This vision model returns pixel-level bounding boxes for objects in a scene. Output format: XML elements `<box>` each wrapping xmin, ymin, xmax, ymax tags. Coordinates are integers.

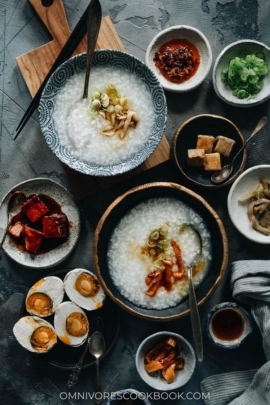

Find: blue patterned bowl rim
<box><xmin>39</xmin><ymin>50</ymin><xmax>167</xmax><ymax>176</ymax></box>
<box><xmin>206</xmin><ymin>302</ymin><xmax>253</xmax><ymax>349</ymax></box>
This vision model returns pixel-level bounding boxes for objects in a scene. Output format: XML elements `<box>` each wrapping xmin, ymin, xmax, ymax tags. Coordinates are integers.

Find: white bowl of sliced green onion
<box><xmin>213</xmin><ymin>40</ymin><xmax>270</xmax><ymax>107</ymax></box>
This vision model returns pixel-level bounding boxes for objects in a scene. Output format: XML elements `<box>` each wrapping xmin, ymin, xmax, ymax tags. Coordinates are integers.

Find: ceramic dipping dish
<box><xmin>206</xmin><ymin>302</ymin><xmax>253</xmax><ymax>349</ymax></box>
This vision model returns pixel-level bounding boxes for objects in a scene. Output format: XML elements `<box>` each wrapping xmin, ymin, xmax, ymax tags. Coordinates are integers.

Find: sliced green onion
<box><xmin>150</xmin><ymin>230</ymin><xmax>160</xmax><ymax>240</ymax></box>
<box><xmin>149</xmin><ymin>248</ymin><xmax>156</xmax><ymax>257</ymax></box>
<box><xmin>221</xmin><ymin>51</ymin><xmax>268</xmax><ymax>99</ymax></box>
<box><xmin>147</xmin><ymin>239</ymin><xmax>156</xmax><ymax>248</ymax></box>
<box><xmin>158</xmin><ymin>253</ymin><xmax>167</xmax><ymax>261</ymax></box>
<box><xmin>153</xmin><ymin>259</ymin><xmax>165</xmax><ymax>270</ymax></box>
<box><xmin>255</xmin><ymin>51</ymin><xmax>265</xmax><ymax>60</ymax></box>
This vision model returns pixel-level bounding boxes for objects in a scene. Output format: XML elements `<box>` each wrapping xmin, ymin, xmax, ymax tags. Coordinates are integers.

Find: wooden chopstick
<box><xmin>15</xmin><ymin>0</ymin><xmax>99</xmax><ymax>140</ymax></box>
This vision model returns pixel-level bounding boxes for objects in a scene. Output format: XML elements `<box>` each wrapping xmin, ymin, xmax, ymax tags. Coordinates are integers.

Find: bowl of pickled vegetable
<box><xmin>213</xmin><ymin>40</ymin><xmax>270</xmax><ymax>107</ymax></box>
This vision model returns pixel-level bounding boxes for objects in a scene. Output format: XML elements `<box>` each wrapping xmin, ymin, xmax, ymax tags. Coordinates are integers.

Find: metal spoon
<box><xmin>211</xmin><ymin>116</ymin><xmax>267</xmax><ymax>183</ymax></box>
<box><xmin>67</xmin><ymin>317</ymin><xmax>104</xmax><ymax>388</ymax></box>
<box><xmin>0</xmin><ymin>191</ymin><xmax>26</xmax><ymax>249</ymax></box>
<box><xmin>82</xmin><ymin>0</ymin><xmax>102</xmax><ymax>99</ymax></box>
<box><xmin>67</xmin><ymin>337</ymin><xmax>91</xmax><ymax>388</ymax></box>
<box><xmin>182</xmin><ymin>223</ymin><xmax>203</xmax><ymax>362</ymax></box>
<box><xmin>89</xmin><ymin>331</ymin><xmax>105</xmax><ymax>404</ymax></box>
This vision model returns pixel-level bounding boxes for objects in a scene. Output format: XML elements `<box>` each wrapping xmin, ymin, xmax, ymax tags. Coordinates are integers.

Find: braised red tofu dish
<box><xmin>8</xmin><ymin>222</ymin><xmax>24</xmax><ymax>238</ymax></box>
<box><xmin>7</xmin><ymin>193</ymin><xmax>70</xmax><ymax>254</ymax></box>
<box><xmin>42</xmin><ymin>214</ymin><xmax>68</xmax><ymax>238</ymax></box>
<box><xmin>21</xmin><ymin>195</ymin><xmax>50</xmax><ymax>223</ymax></box>
<box><xmin>22</xmin><ymin>226</ymin><xmax>44</xmax><ymax>254</ymax></box>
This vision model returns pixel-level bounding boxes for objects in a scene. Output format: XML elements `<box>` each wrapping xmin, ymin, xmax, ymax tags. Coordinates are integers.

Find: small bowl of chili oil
<box><xmin>206</xmin><ymin>302</ymin><xmax>253</xmax><ymax>349</ymax></box>
<box><xmin>145</xmin><ymin>25</ymin><xmax>212</xmax><ymax>92</ymax></box>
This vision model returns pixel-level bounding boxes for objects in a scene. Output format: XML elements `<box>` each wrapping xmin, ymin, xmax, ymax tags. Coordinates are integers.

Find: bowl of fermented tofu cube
<box><xmin>171</xmin><ymin>114</ymin><xmax>247</xmax><ymax>188</ymax></box>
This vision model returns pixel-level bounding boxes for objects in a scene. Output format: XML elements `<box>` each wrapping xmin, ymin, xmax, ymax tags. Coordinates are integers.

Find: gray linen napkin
<box><xmin>200</xmin><ymin>260</ymin><xmax>270</xmax><ymax>405</ymax></box>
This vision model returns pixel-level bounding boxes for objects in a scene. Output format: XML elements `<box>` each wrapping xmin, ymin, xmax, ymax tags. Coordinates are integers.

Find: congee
<box><xmin>108</xmin><ymin>198</ymin><xmax>212</xmax><ymax>309</ymax></box>
<box><xmin>53</xmin><ymin>66</ymin><xmax>155</xmax><ymax>165</ymax></box>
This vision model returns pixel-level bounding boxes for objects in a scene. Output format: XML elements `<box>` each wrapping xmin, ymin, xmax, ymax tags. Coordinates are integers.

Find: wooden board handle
<box><xmin>29</xmin><ymin>0</ymin><xmax>71</xmax><ymax>47</ymax></box>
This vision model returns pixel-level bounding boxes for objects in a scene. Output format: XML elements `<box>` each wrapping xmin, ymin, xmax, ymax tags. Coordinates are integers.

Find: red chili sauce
<box><xmin>153</xmin><ymin>39</ymin><xmax>200</xmax><ymax>83</ymax></box>
<box><xmin>10</xmin><ymin>194</ymin><xmax>70</xmax><ymax>254</ymax></box>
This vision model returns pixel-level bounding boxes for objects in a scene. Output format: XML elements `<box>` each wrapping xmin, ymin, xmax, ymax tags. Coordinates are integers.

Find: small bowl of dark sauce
<box><xmin>206</xmin><ymin>302</ymin><xmax>253</xmax><ymax>349</ymax></box>
<box><xmin>106</xmin><ymin>389</ymin><xmax>151</xmax><ymax>405</ymax></box>
<box><xmin>145</xmin><ymin>25</ymin><xmax>212</xmax><ymax>92</ymax></box>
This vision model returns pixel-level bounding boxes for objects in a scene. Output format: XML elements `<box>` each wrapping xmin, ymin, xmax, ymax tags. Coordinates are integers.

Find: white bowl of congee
<box><xmin>93</xmin><ymin>182</ymin><xmax>228</xmax><ymax>321</ymax></box>
<box><xmin>39</xmin><ymin>50</ymin><xmax>167</xmax><ymax>176</ymax></box>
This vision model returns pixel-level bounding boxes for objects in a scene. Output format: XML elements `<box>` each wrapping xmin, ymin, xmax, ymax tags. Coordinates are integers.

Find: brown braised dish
<box><xmin>153</xmin><ymin>39</ymin><xmax>200</xmax><ymax>83</ymax></box>
<box><xmin>144</xmin><ymin>336</ymin><xmax>185</xmax><ymax>383</ymax></box>
<box><xmin>238</xmin><ymin>178</ymin><xmax>270</xmax><ymax>235</ymax></box>
<box><xmin>8</xmin><ymin>194</ymin><xmax>70</xmax><ymax>254</ymax></box>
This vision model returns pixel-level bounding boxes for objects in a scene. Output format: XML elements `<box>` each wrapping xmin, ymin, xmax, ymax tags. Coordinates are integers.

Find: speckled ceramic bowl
<box><xmin>39</xmin><ymin>50</ymin><xmax>167</xmax><ymax>176</ymax></box>
<box><xmin>135</xmin><ymin>331</ymin><xmax>196</xmax><ymax>391</ymax></box>
<box><xmin>0</xmin><ymin>178</ymin><xmax>80</xmax><ymax>268</ymax></box>
<box><xmin>228</xmin><ymin>165</ymin><xmax>270</xmax><ymax>244</ymax></box>
<box><xmin>106</xmin><ymin>389</ymin><xmax>151</xmax><ymax>405</ymax></box>
<box><xmin>206</xmin><ymin>302</ymin><xmax>253</xmax><ymax>349</ymax></box>
<box><xmin>213</xmin><ymin>40</ymin><xmax>270</xmax><ymax>107</ymax></box>
<box><xmin>145</xmin><ymin>25</ymin><xmax>212</xmax><ymax>92</ymax></box>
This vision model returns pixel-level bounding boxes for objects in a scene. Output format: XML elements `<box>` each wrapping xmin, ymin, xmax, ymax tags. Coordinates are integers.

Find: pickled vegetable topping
<box><xmin>144</xmin><ymin>337</ymin><xmax>185</xmax><ymax>383</ymax></box>
<box><xmin>141</xmin><ymin>224</ymin><xmax>186</xmax><ymax>297</ymax></box>
<box><xmin>90</xmin><ymin>83</ymin><xmax>139</xmax><ymax>140</ymax></box>
<box><xmin>221</xmin><ymin>51</ymin><xmax>269</xmax><ymax>99</ymax></box>
<box><xmin>153</xmin><ymin>39</ymin><xmax>200</xmax><ymax>83</ymax></box>
<box><xmin>238</xmin><ymin>178</ymin><xmax>270</xmax><ymax>235</ymax></box>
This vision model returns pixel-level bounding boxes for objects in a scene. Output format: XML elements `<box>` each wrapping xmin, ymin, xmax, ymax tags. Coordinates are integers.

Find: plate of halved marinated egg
<box><xmin>13</xmin><ymin>269</ymin><xmax>121</xmax><ymax>369</ymax></box>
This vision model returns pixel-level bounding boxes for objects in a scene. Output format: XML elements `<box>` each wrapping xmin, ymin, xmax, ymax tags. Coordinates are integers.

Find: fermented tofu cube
<box><xmin>8</xmin><ymin>222</ymin><xmax>24</xmax><ymax>238</ymax></box>
<box><xmin>22</xmin><ymin>226</ymin><xmax>44</xmax><ymax>253</ymax></box>
<box><xmin>204</xmin><ymin>153</ymin><xmax>221</xmax><ymax>171</ymax></box>
<box><xmin>21</xmin><ymin>195</ymin><xmax>50</xmax><ymax>223</ymax></box>
<box><xmin>214</xmin><ymin>136</ymin><xmax>236</xmax><ymax>157</ymax></box>
<box><xmin>196</xmin><ymin>135</ymin><xmax>215</xmax><ymax>153</ymax></box>
<box><xmin>42</xmin><ymin>214</ymin><xmax>68</xmax><ymax>238</ymax></box>
<box><xmin>187</xmin><ymin>149</ymin><xmax>205</xmax><ymax>167</ymax></box>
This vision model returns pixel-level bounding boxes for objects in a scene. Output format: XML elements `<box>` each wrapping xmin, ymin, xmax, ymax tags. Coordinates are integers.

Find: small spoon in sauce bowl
<box><xmin>211</xmin><ymin>116</ymin><xmax>267</xmax><ymax>184</ymax></box>
<box><xmin>0</xmin><ymin>191</ymin><xmax>26</xmax><ymax>249</ymax></box>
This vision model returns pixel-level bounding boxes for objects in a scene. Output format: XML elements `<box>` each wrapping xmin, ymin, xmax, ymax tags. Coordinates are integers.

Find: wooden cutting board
<box><xmin>16</xmin><ymin>0</ymin><xmax>170</xmax><ymax>200</ymax></box>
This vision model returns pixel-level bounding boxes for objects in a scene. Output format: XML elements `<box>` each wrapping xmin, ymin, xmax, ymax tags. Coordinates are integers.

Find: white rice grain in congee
<box><xmin>53</xmin><ymin>66</ymin><xmax>155</xmax><ymax>165</ymax></box>
<box><xmin>108</xmin><ymin>198</ymin><xmax>212</xmax><ymax>309</ymax></box>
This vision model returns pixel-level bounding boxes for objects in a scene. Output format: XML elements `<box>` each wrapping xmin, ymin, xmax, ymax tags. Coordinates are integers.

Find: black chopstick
<box><xmin>15</xmin><ymin>0</ymin><xmax>99</xmax><ymax>140</ymax></box>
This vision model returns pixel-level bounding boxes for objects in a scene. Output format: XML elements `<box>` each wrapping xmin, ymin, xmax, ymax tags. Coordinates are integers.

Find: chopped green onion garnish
<box><xmin>221</xmin><ymin>51</ymin><xmax>268</xmax><ymax>99</ymax></box>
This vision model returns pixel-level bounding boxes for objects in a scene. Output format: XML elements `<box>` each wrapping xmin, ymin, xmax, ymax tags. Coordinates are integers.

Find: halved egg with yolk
<box><xmin>25</xmin><ymin>276</ymin><xmax>64</xmax><ymax>317</ymax></box>
<box><xmin>54</xmin><ymin>301</ymin><xmax>89</xmax><ymax>346</ymax></box>
<box><xmin>13</xmin><ymin>316</ymin><xmax>57</xmax><ymax>353</ymax></box>
<box><xmin>64</xmin><ymin>269</ymin><xmax>105</xmax><ymax>311</ymax></box>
